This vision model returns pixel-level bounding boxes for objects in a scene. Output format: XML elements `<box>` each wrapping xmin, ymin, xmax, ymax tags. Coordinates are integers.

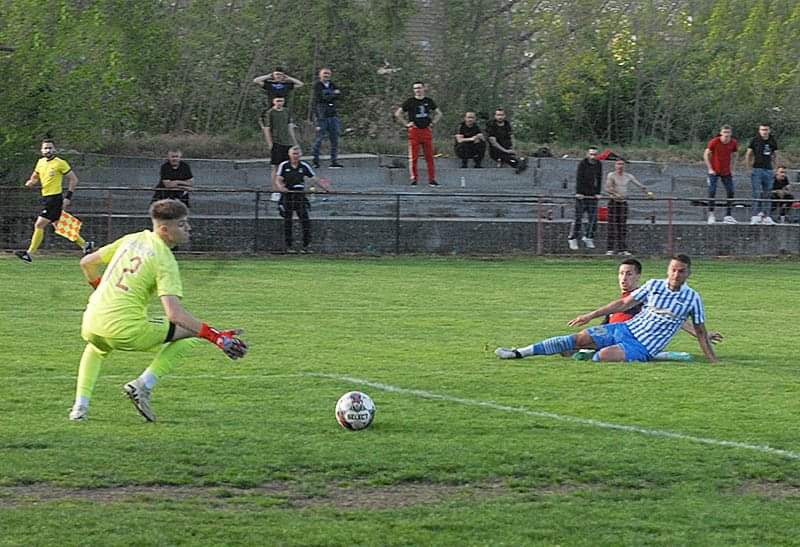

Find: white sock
<box><xmin>139</xmin><ymin>370</ymin><xmax>158</xmax><ymax>390</ymax></box>
<box><xmin>518</xmin><ymin>344</ymin><xmax>535</xmax><ymax>357</ymax></box>
<box><xmin>74</xmin><ymin>395</ymin><xmax>90</xmax><ymax>409</ymax></box>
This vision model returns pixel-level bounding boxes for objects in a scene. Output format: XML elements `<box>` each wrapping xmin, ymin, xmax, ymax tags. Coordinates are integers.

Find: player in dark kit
<box><xmin>275</xmin><ymin>145</ymin><xmax>327</xmax><ymax>253</ymax></box>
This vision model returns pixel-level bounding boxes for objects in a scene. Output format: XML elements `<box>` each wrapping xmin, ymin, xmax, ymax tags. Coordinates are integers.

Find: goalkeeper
<box><xmin>69</xmin><ymin>199</ymin><xmax>248</xmax><ymax>422</ymax></box>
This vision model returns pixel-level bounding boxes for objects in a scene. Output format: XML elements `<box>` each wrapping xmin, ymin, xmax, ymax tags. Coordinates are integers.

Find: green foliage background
<box><xmin>2</xmin><ymin>0</ymin><xmax>800</xmax><ymax>170</ymax></box>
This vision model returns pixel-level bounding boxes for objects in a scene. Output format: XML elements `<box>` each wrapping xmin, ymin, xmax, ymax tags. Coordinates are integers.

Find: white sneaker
<box><xmin>750</xmin><ymin>216</ymin><xmax>762</xmax><ymax>225</ymax></box>
<box><xmin>68</xmin><ymin>405</ymin><xmax>88</xmax><ymax>421</ymax></box>
<box><xmin>762</xmin><ymin>216</ymin><xmax>776</xmax><ymax>225</ymax></box>
<box><xmin>605</xmin><ymin>250</ymin><xmax>616</xmax><ymax>256</ymax></box>
<box><xmin>723</xmin><ymin>215</ymin><xmax>737</xmax><ymax>224</ymax></box>
<box><xmin>568</xmin><ymin>238</ymin><xmax>579</xmax><ymax>251</ymax></box>
<box><xmin>707</xmin><ymin>212</ymin><xmax>716</xmax><ymax>224</ymax></box>
<box><xmin>123</xmin><ymin>379</ymin><xmax>156</xmax><ymax>422</ymax></box>
<box><xmin>582</xmin><ymin>237</ymin><xmax>595</xmax><ymax>249</ymax></box>
<box><xmin>495</xmin><ymin>347</ymin><xmax>523</xmax><ymax>359</ymax></box>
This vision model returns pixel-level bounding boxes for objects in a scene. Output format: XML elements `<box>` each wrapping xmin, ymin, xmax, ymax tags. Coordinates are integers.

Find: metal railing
<box><xmin>1</xmin><ymin>186</ymin><xmax>798</xmax><ymax>256</ymax></box>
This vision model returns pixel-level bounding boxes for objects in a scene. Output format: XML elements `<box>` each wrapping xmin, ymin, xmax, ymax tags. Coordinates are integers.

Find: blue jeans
<box><xmin>568</xmin><ymin>197</ymin><xmax>598</xmax><ymax>239</ymax></box>
<box><xmin>312</xmin><ymin>117</ymin><xmax>340</xmax><ymax>164</ymax></box>
<box><xmin>751</xmin><ymin>168</ymin><xmax>773</xmax><ymax>216</ymax></box>
<box><xmin>707</xmin><ymin>174</ymin><xmax>734</xmax><ymax>216</ymax></box>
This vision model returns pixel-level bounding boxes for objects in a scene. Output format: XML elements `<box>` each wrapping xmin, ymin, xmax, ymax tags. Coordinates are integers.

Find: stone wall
<box><xmin>3</xmin><ymin>213</ymin><xmax>798</xmax><ymax>257</ymax></box>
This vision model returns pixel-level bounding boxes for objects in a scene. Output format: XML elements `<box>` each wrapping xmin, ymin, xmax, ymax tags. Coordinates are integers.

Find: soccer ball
<box><xmin>335</xmin><ymin>391</ymin><xmax>376</xmax><ymax>431</ymax></box>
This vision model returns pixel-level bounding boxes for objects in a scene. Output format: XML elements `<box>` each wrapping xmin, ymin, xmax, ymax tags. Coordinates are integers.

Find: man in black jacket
<box><xmin>568</xmin><ymin>147</ymin><xmax>602</xmax><ymax>250</ymax></box>
<box><xmin>311</xmin><ymin>67</ymin><xmax>343</xmax><ymax>169</ymax></box>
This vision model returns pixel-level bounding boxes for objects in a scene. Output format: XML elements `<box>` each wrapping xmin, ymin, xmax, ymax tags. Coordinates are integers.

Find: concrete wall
<box><xmin>3</xmin><ymin>213</ymin><xmax>798</xmax><ymax>257</ymax></box>
<box><xmin>4</xmin><ymin>153</ymin><xmax>797</xmax><ymax>257</ymax></box>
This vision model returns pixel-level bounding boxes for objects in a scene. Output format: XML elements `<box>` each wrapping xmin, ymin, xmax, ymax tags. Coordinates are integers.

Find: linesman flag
<box><xmin>54</xmin><ymin>211</ymin><xmax>83</xmax><ymax>242</ymax></box>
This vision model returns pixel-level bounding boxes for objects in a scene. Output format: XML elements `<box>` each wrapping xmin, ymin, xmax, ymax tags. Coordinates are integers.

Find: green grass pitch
<box><xmin>2</xmin><ymin>255</ymin><xmax>799</xmax><ymax>546</ymax></box>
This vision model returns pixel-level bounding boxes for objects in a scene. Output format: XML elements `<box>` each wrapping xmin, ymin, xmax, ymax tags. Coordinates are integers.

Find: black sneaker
<box><xmin>312</xmin><ymin>160</ymin><xmax>321</xmax><ymax>169</ymax></box>
<box><xmin>15</xmin><ymin>250</ymin><xmax>32</xmax><ymax>263</ymax></box>
<box><xmin>515</xmin><ymin>157</ymin><xmax>529</xmax><ymax>174</ymax></box>
<box><xmin>428</xmin><ymin>180</ymin><xmax>439</xmax><ymax>187</ymax></box>
<box><xmin>410</xmin><ymin>179</ymin><xmax>418</xmax><ymax>186</ymax></box>
<box><xmin>329</xmin><ymin>162</ymin><xmax>343</xmax><ymax>169</ymax></box>
<box><xmin>82</xmin><ymin>241</ymin><xmax>95</xmax><ymax>256</ymax></box>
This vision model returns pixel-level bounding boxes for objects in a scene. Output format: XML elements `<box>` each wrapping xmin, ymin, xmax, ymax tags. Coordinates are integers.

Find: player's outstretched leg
<box><xmin>496</xmin><ymin>334</ymin><xmax>578</xmax><ymax>359</ymax></box>
<box><xmin>69</xmin><ymin>343</ymin><xmax>108</xmax><ymax>421</ymax></box>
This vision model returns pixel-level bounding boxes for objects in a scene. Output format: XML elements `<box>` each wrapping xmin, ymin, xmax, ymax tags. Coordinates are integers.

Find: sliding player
<box><xmin>69</xmin><ymin>199</ymin><xmax>248</xmax><ymax>422</ymax></box>
<box><xmin>496</xmin><ymin>255</ymin><xmax>719</xmax><ymax>363</ymax></box>
<box><xmin>15</xmin><ymin>139</ymin><xmax>93</xmax><ymax>262</ymax></box>
<box><xmin>570</xmin><ymin>258</ymin><xmax>722</xmax><ymax>361</ymax></box>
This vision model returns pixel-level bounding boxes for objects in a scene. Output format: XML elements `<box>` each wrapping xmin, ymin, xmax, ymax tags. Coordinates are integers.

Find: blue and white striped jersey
<box><xmin>626</xmin><ymin>279</ymin><xmax>705</xmax><ymax>356</ymax></box>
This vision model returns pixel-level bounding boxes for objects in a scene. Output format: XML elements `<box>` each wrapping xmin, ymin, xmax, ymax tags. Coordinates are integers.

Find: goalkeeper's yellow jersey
<box><xmin>34</xmin><ymin>157</ymin><xmax>72</xmax><ymax>196</ymax></box>
<box><xmin>83</xmin><ymin>230</ymin><xmax>183</xmax><ymax>337</ymax></box>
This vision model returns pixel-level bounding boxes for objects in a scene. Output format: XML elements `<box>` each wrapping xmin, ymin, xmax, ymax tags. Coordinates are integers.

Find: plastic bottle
<box><xmin>460</xmin><ymin>176</ymin><xmax>466</xmax><ymax>188</ymax></box>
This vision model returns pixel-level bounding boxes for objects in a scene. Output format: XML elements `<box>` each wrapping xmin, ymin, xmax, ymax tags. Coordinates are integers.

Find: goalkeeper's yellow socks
<box><xmin>27</xmin><ymin>228</ymin><xmax>44</xmax><ymax>253</ymax></box>
<box><xmin>74</xmin><ymin>343</ymin><xmax>107</xmax><ymax>408</ymax></box>
<box><xmin>74</xmin><ymin>235</ymin><xmax>87</xmax><ymax>248</ymax></box>
<box><xmin>140</xmin><ymin>338</ymin><xmax>201</xmax><ymax>388</ymax></box>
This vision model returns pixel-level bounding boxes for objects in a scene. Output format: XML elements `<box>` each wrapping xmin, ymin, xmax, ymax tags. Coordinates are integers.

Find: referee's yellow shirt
<box><xmin>34</xmin><ymin>157</ymin><xmax>72</xmax><ymax>196</ymax></box>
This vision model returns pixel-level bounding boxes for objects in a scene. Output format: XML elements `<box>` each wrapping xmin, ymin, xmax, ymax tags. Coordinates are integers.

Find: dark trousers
<box><xmin>489</xmin><ymin>147</ymin><xmax>519</xmax><ymax>168</ymax></box>
<box><xmin>282</xmin><ymin>196</ymin><xmax>311</xmax><ymax>248</ymax></box>
<box><xmin>707</xmin><ymin>174</ymin><xmax>734</xmax><ymax>216</ymax></box>
<box><xmin>312</xmin><ymin>116</ymin><xmax>340</xmax><ymax>163</ymax></box>
<box><xmin>772</xmin><ymin>192</ymin><xmax>795</xmax><ymax>218</ymax></box>
<box><xmin>607</xmin><ymin>199</ymin><xmax>628</xmax><ymax>252</ymax></box>
<box><xmin>569</xmin><ymin>197</ymin><xmax>598</xmax><ymax>240</ymax></box>
<box><xmin>455</xmin><ymin>141</ymin><xmax>486</xmax><ymax>166</ymax></box>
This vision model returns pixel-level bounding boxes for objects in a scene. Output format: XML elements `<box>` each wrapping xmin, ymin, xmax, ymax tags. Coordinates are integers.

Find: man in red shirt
<box><xmin>703</xmin><ymin>125</ymin><xmax>738</xmax><ymax>224</ymax></box>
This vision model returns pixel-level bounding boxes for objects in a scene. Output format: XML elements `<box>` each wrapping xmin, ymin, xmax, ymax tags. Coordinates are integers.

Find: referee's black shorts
<box><xmin>39</xmin><ymin>194</ymin><xmax>63</xmax><ymax>222</ymax></box>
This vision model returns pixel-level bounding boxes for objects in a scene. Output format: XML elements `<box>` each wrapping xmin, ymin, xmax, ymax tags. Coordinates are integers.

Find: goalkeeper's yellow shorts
<box><xmin>81</xmin><ymin>319</ymin><xmax>173</xmax><ymax>354</ymax></box>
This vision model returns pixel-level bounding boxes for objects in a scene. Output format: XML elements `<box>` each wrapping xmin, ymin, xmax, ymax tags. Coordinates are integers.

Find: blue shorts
<box><xmin>585</xmin><ymin>322</ymin><xmax>651</xmax><ymax>362</ymax></box>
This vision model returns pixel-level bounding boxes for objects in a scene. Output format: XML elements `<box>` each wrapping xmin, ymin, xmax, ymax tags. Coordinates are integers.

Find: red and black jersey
<box><xmin>604</xmin><ymin>290</ymin><xmax>644</xmax><ymax>324</ymax></box>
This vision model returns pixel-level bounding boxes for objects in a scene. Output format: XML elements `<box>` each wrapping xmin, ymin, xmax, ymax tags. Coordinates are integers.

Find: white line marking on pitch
<box><xmin>306</xmin><ymin>372</ymin><xmax>800</xmax><ymax>461</ymax></box>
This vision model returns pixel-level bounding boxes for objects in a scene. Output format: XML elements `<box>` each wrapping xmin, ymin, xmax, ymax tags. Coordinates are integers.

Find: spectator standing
<box><xmin>745</xmin><ymin>124</ymin><xmax>779</xmax><ymax>224</ymax></box>
<box><xmin>153</xmin><ymin>149</ymin><xmax>193</xmax><ymax>207</ymax></box>
<box><xmin>311</xmin><ymin>67</ymin><xmax>343</xmax><ymax>169</ymax></box>
<box><xmin>394</xmin><ymin>81</ymin><xmax>442</xmax><ymax>186</ymax></box>
<box><xmin>253</xmin><ymin>67</ymin><xmax>303</xmax><ymax>116</ymax></box>
<box><xmin>703</xmin><ymin>125</ymin><xmax>738</xmax><ymax>224</ymax></box>
<box><xmin>771</xmin><ymin>165</ymin><xmax>794</xmax><ymax>223</ymax></box>
<box><xmin>568</xmin><ymin>147</ymin><xmax>602</xmax><ymax>250</ymax></box>
<box><xmin>485</xmin><ymin>108</ymin><xmax>528</xmax><ymax>174</ymax></box>
<box><xmin>604</xmin><ymin>159</ymin><xmax>654</xmax><ymax>256</ymax></box>
<box><xmin>260</xmin><ymin>96</ymin><xmax>298</xmax><ymax>191</ymax></box>
<box><xmin>276</xmin><ymin>146</ymin><xmax>326</xmax><ymax>253</ymax></box>
<box><xmin>454</xmin><ymin>111</ymin><xmax>486</xmax><ymax>168</ymax></box>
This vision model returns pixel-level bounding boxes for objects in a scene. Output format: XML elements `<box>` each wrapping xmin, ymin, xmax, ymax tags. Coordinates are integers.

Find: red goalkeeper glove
<box><xmin>89</xmin><ymin>277</ymin><xmax>101</xmax><ymax>289</ymax></box>
<box><xmin>199</xmin><ymin>323</ymin><xmax>248</xmax><ymax>360</ymax></box>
